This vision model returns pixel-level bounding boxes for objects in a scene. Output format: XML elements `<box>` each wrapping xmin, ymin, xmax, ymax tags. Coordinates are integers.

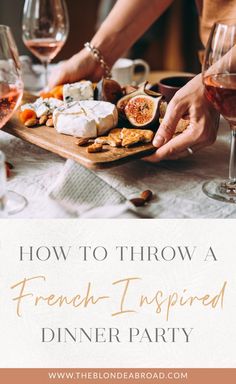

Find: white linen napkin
<box><xmin>48</xmin><ymin>160</ymin><xmax>155</xmax><ymax>218</ymax></box>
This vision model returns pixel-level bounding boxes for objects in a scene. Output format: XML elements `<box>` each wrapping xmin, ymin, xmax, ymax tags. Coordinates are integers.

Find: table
<box><xmin>1</xmin><ymin>71</ymin><xmax>236</xmax><ymax>218</ymax></box>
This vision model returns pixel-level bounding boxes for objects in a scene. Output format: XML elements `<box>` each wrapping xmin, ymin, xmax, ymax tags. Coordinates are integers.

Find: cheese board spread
<box><xmin>4</xmin><ymin>78</ymin><xmax>190</xmax><ymax>169</ymax></box>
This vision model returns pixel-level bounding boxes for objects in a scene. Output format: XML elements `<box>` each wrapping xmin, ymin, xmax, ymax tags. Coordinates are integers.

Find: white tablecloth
<box><xmin>1</xmin><ymin>117</ymin><xmax>236</xmax><ymax>219</ymax></box>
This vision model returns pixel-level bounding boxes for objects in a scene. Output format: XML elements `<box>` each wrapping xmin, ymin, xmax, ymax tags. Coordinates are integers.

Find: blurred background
<box><xmin>0</xmin><ymin>0</ymin><xmax>202</xmax><ymax>73</ymax></box>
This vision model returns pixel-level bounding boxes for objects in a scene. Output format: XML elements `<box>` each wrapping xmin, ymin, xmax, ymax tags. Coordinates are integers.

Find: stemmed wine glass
<box><xmin>22</xmin><ymin>0</ymin><xmax>69</xmax><ymax>87</ymax></box>
<box><xmin>202</xmin><ymin>20</ymin><xmax>236</xmax><ymax>203</ymax></box>
<box><xmin>0</xmin><ymin>25</ymin><xmax>27</xmax><ymax>215</ymax></box>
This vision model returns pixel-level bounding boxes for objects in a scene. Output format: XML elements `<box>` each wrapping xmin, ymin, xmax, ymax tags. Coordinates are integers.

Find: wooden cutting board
<box><xmin>3</xmin><ymin>94</ymin><xmax>156</xmax><ymax>169</ymax></box>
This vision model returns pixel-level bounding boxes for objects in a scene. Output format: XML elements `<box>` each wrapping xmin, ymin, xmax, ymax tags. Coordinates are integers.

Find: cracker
<box><xmin>121</xmin><ymin>128</ymin><xmax>154</xmax><ymax>147</ymax></box>
<box><xmin>95</xmin><ymin>136</ymin><xmax>110</xmax><ymax>145</ymax></box>
<box><xmin>159</xmin><ymin>118</ymin><xmax>190</xmax><ymax>135</ymax></box>
<box><xmin>87</xmin><ymin>143</ymin><xmax>103</xmax><ymax>153</ymax></box>
<box><xmin>95</xmin><ymin>128</ymin><xmax>122</xmax><ymax>147</ymax></box>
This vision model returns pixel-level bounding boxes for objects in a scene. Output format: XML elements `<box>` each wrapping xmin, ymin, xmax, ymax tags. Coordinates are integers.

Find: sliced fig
<box><xmin>95</xmin><ymin>78</ymin><xmax>123</xmax><ymax>104</ymax></box>
<box><xmin>124</xmin><ymin>94</ymin><xmax>162</xmax><ymax>128</ymax></box>
<box><xmin>117</xmin><ymin>81</ymin><xmax>162</xmax><ymax>120</ymax></box>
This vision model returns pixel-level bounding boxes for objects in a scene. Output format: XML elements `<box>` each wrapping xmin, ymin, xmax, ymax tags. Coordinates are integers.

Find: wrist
<box><xmin>91</xmin><ymin>29</ymin><xmax>122</xmax><ymax>67</ymax></box>
<box><xmin>84</xmin><ymin>42</ymin><xmax>111</xmax><ymax>78</ymax></box>
<box><xmin>71</xmin><ymin>48</ymin><xmax>105</xmax><ymax>82</ymax></box>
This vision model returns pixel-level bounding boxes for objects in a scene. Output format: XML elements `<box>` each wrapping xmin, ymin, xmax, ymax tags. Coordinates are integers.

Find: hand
<box><xmin>145</xmin><ymin>74</ymin><xmax>220</xmax><ymax>162</ymax></box>
<box><xmin>48</xmin><ymin>48</ymin><xmax>104</xmax><ymax>88</ymax></box>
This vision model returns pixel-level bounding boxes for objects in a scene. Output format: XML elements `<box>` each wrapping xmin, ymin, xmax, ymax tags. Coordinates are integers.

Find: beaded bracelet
<box><xmin>84</xmin><ymin>42</ymin><xmax>111</xmax><ymax>78</ymax></box>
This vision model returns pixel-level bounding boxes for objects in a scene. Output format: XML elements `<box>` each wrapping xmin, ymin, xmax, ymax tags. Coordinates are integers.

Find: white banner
<box><xmin>0</xmin><ymin>219</ymin><xmax>235</xmax><ymax>368</ymax></box>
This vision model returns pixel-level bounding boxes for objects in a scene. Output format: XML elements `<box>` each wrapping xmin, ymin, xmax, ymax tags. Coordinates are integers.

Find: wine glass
<box><xmin>202</xmin><ymin>20</ymin><xmax>236</xmax><ymax>203</ymax></box>
<box><xmin>0</xmin><ymin>25</ymin><xmax>27</xmax><ymax>215</ymax></box>
<box><xmin>22</xmin><ymin>0</ymin><xmax>69</xmax><ymax>87</ymax></box>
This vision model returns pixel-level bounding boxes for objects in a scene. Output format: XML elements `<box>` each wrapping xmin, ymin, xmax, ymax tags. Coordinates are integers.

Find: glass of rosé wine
<box><xmin>22</xmin><ymin>0</ymin><xmax>69</xmax><ymax>87</ymax></box>
<box><xmin>0</xmin><ymin>25</ymin><xmax>27</xmax><ymax>215</ymax></box>
<box><xmin>202</xmin><ymin>20</ymin><xmax>236</xmax><ymax>203</ymax></box>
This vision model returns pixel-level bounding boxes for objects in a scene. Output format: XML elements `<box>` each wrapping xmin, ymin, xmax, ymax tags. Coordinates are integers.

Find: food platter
<box><xmin>3</xmin><ymin>93</ymin><xmax>156</xmax><ymax>169</ymax></box>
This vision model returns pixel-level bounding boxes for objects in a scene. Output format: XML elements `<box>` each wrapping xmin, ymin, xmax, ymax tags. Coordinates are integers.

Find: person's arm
<box><xmin>49</xmin><ymin>0</ymin><xmax>174</xmax><ymax>87</ymax></box>
<box><xmin>91</xmin><ymin>0</ymin><xmax>174</xmax><ymax>66</ymax></box>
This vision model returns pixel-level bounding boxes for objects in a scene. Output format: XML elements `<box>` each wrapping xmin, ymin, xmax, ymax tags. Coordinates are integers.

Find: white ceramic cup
<box><xmin>111</xmin><ymin>58</ymin><xmax>150</xmax><ymax>85</ymax></box>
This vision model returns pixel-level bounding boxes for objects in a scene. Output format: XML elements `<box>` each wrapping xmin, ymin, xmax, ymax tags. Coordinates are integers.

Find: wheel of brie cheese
<box><xmin>53</xmin><ymin>100</ymin><xmax>118</xmax><ymax>138</ymax></box>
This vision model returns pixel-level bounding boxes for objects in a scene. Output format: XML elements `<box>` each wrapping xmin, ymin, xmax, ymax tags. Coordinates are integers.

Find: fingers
<box><xmin>48</xmin><ymin>63</ymin><xmax>68</xmax><ymax>89</ymax></box>
<box><xmin>165</xmin><ymin>150</ymin><xmax>190</xmax><ymax>160</ymax></box>
<box><xmin>163</xmin><ymin>143</ymin><xmax>203</xmax><ymax>160</ymax></box>
<box><xmin>145</xmin><ymin>75</ymin><xmax>220</xmax><ymax>163</ymax></box>
<box><xmin>153</xmin><ymin>95</ymin><xmax>187</xmax><ymax>148</ymax></box>
<box><xmin>146</xmin><ymin>128</ymin><xmax>197</xmax><ymax>163</ymax></box>
<box><xmin>47</xmin><ymin>49</ymin><xmax>103</xmax><ymax>89</ymax></box>
<box><xmin>145</xmin><ymin>116</ymin><xmax>219</xmax><ymax>163</ymax></box>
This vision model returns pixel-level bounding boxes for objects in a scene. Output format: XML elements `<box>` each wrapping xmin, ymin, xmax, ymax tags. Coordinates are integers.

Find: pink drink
<box><xmin>0</xmin><ymin>84</ymin><xmax>23</xmax><ymax>128</ymax></box>
<box><xmin>24</xmin><ymin>38</ymin><xmax>64</xmax><ymax>62</ymax></box>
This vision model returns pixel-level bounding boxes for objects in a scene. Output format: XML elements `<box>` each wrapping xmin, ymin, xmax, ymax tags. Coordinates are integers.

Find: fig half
<box><xmin>117</xmin><ymin>81</ymin><xmax>162</xmax><ymax>121</ymax></box>
<box><xmin>125</xmin><ymin>94</ymin><xmax>162</xmax><ymax>127</ymax></box>
<box><xmin>95</xmin><ymin>78</ymin><xmax>123</xmax><ymax>104</ymax></box>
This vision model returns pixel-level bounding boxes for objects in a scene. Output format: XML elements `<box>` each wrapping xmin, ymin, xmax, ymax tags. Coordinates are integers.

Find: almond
<box><xmin>76</xmin><ymin>137</ymin><xmax>90</xmax><ymax>146</ymax></box>
<box><xmin>141</xmin><ymin>189</ymin><xmax>153</xmax><ymax>202</ymax></box>
<box><xmin>24</xmin><ymin>117</ymin><xmax>38</xmax><ymax>127</ymax></box>
<box><xmin>129</xmin><ymin>197</ymin><xmax>146</xmax><ymax>207</ymax></box>
<box><xmin>39</xmin><ymin>115</ymin><xmax>48</xmax><ymax>125</ymax></box>
<box><xmin>46</xmin><ymin>118</ymin><xmax>54</xmax><ymax>127</ymax></box>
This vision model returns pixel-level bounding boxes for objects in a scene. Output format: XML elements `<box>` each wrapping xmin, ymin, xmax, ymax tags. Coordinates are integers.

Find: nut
<box><xmin>24</xmin><ymin>118</ymin><xmax>38</xmax><ymax>127</ymax></box>
<box><xmin>46</xmin><ymin>118</ymin><xmax>54</xmax><ymax>127</ymax></box>
<box><xmin>39</xmin><ymin>115</ymin><xmax>48</xmax><ymax>125</ymax></box>
<box><xmin>76</xmin><ymin>137</ymin><xmax>90</xmax><ymax>146</ymax></box>
<box><xmin>141</xmin><ymin>189</ymin><xmax>153</xmax><ymax>202</ymax></box>
<box><xmin>87</xmin><ymin>143</ymin><xmax>103</xmax><ymax>153</ymax></box>
<box><xmin>129</xmin><ymin>197</ymin><xmax>146</xmax><ymax>207</ymax></box>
